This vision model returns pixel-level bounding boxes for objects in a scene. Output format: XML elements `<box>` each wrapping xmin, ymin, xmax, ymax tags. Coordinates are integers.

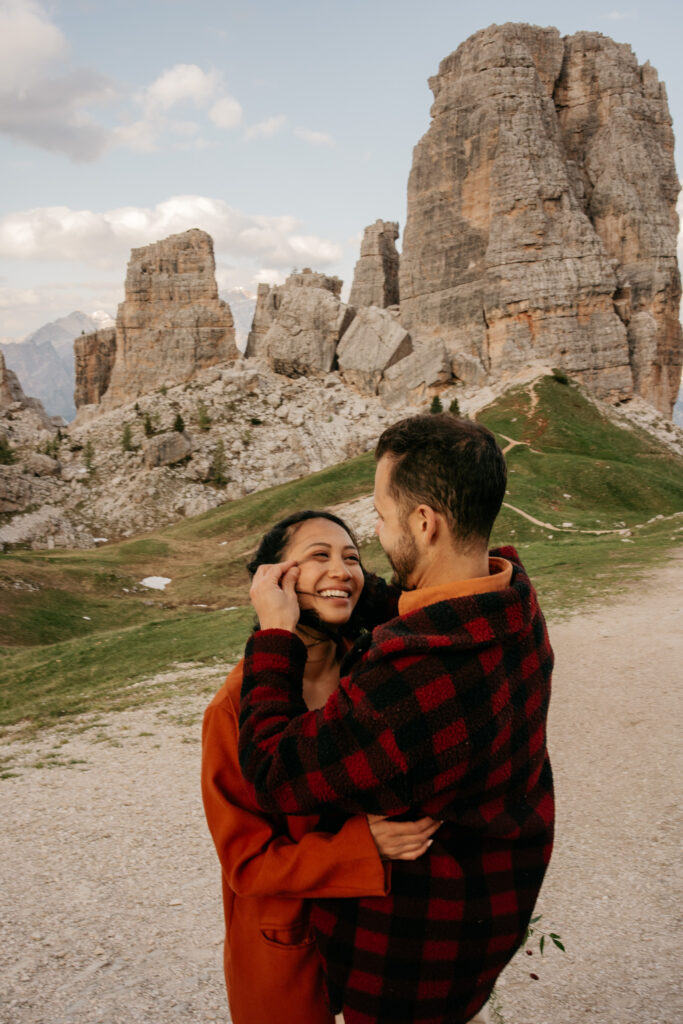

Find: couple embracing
<box><xmin>202</xmin><ymin>413</ymin><xmax>555</xmax><ymax>1024</ymax></box>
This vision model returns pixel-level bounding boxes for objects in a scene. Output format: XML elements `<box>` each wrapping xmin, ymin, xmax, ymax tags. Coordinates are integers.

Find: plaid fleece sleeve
<box><xmin>237</xmin><ymin>629</ymin><xmax>412</xmax><ymax>816</ymax></box>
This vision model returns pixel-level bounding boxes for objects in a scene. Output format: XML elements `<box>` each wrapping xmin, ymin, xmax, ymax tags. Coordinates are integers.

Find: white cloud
<box><xmin>0</xmin><ymin>7</ymin><xmax>243</xmax><ymax>159</ymax></box>
<box><xmin>0</xmin><ymin>0</ymin><xmax>113</xmax><ymax>161</ymax></box>
<box><xmin>142</xmin><ymin>64</ymin><xmax>223</xmax><ymax>113</ymax></box>
<box><xmin>294</xmin><ymin>128</ymin><xmax>334</xmax><ymax>147</ymax></box>
<box><xmin>603</xmin><ymin>10</ymin><xmax>636</xmax><ymax>20</ymax></box>
<box><xmin>209</xmin><ymin>95</ymin><xmax>243</xmax><ymax>129</ymax></box>
<box><xmin>246</xmin><ymin>115</ymin><xmax>287</xmax><ymax>140</ymax></box>
<box><xmin>0</xmin><ymin>196</ymin><xmax>343</xmax><ymax>272</ymax></box>
<box><xmin>113</xmin><ymin>63</ymin><xmax>243</xmax><ymax>151</ymax></box>
<box><xmin>0</xmin><ymin>0</ymin><xmax>67</xmax><ymax>93</ymax></box>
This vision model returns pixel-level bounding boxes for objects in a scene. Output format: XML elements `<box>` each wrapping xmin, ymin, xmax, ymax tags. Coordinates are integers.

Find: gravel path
<box><xmin>1</xmin><ymin>553</ymin><xmax>681</xmax><ymax>1024</ymax></box>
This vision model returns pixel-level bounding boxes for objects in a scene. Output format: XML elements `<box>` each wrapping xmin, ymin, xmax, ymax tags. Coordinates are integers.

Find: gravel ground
<box><xmin>1</xmin><ymin>552</ymin><xmax>681</xmax><ymax>1024</ymax></box>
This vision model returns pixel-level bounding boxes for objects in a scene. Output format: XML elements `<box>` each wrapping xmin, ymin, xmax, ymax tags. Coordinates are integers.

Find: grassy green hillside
<box><xmin>1</xmin><ymin>375</ymin><xmax>682</xmax><ymax>736</ymax></box>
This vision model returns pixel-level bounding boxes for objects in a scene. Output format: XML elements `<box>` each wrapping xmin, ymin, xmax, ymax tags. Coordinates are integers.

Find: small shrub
<box><xmin>159</xmin><ymin>384</ymin><xmax>167</xmax><ymax>396</ymax></box>
<box><xmin>42</xmin><ymin>435</ymin><xmax>60</xmax><ymax>458</ymax></box>
<box><xmin>210</xmin><ymin>439</ymin><xmax>228</xmax><ymax>487</ymax></box>
<box><xmin>0</xmin><ymin>434</ymin><xmax>16</xmax><ymax>465</ymax></box>
<box><xmin>552</xmin><ymin>367</ymin><xmax>570</xmax><ymax>386</ymax></box>
<box><xmin>173</xmin><ymin>413</ymin><xmax>185</xmax><ymax>433</ymax></box>
<box><xmin>143</xmin><ymin>413</ymin><xmax>154</xmax><ymax>437</ymax></box>
<box><xmin>197</xmin><ymin>402</ymin><xmax>212</xmax><ymax>432</ymax></box>
<box><xmin>448</xmin><ymin>398</ymin><xmax>461</xmax><ymax>417</ymax></box>
<box><xmin>84</xmin><ymin>439</ymin><xmax>95</xmax><ymax>471</ymax></box>
<box><xmin>429</xmin><ymin>395</ymin><xmax>444</xmax><ymax>415</ymax></box>
<box><xmin>250</xmin><ymin>416</ymin><xmax>263</xmax><ymax>426</ymax></box>
<box><xmin>121</xmin><ymin>424</ymin><xmax>133</xmax><ymax>452</ymax></box>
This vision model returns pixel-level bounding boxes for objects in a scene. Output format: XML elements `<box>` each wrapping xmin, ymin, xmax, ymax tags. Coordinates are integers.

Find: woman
<box><xmin>202</xmin><ymin>510</ymin><xmax>439</xmax><ymax>1024</ymax></box>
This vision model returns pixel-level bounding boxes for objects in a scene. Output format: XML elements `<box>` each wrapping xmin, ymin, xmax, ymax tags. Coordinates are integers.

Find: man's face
<box><xmin>373</xmin><ymin>455</ymin><xmax>420</xmax><ymax>589</ymax></box>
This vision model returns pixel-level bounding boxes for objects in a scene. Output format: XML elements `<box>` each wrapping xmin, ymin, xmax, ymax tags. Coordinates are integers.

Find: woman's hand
<box><xmin>367</xmin><ymin>814</ymin><xmax>441</xmax><ymax>861</ymax></box>
<box><xmin>249</xmin><ymin>561</ymin><xmax>301</xmax><ymax>633</ymax></box>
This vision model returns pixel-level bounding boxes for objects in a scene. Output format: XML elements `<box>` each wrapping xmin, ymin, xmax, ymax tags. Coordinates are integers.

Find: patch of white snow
<box><xmin>140</xmin><ymin>576</ymin><xmax>172</xmax><ymax>591</ymax></box>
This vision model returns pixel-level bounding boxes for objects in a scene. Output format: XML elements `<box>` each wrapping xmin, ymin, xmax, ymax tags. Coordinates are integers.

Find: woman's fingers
<box><xmin>249</xmin><ymin>560</ymin><xmax>301</xmax><ymax>632</ymax></box>
<box><xmin>367</xmin><ymin>815</ymin><xmax>443</xmax><ymax>860</ymax></box>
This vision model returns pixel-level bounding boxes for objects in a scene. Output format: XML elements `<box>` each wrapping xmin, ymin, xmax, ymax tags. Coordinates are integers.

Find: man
<box><xmin>239</xmin><ymin>414</ymin><xmax>554</xmax><ymax>1024</ymax></box>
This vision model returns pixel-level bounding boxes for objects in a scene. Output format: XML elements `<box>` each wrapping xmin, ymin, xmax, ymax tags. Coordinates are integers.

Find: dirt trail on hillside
<box><xmin>1</xmin><ymin>552</ymin><xmax>681</xmax><ymax>1024</ymax></box>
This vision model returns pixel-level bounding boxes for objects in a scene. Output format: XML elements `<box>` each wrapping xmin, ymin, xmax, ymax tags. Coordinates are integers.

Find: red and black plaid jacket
<box><xmin>238</xmin><ymin>548</ymin><xmax>554</xmax><ymax>1024</ymax></box>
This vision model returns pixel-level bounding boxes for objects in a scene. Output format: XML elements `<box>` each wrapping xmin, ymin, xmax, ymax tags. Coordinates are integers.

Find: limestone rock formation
<box><xmin>101</xmin><ymin>229</ymin><xmax>238</xmax><ymax>409</ymax></box>
<box><xmin>245</xmin><ymin>269</ymin><xmax>354</xmax><ymax>376</ymax></box>
<box><xmin>74</xmin><ymin>328</ymin><xmax>117</xmax><ymax>408</ymax></box>
<box><xmin>399</xmin><ymin>23</ymin><xmax>683</xmax><ymax>416</ymax></box>
<box><xmin>244</xmin><ymin>283</ymin><xmax>281</xmax><ymax>357</ymax></box>
<box><xmin>555</xmin><ymin>33</ymin><xmax>682</xmax><ymax>415</ymax></box>
<box><xmin>349</xmin><ymin>220</ymin><xmax>400</xmax><ymax>308</ymax></box>
<box><xmin>337</xmin><ymin>306</ymin><xmax>412</xmax><ymax>394</ymax></box>
<box><xmin>0</xmin><ymin>351</ymin><xmax>54</xmax><ymax>431</ymax></box>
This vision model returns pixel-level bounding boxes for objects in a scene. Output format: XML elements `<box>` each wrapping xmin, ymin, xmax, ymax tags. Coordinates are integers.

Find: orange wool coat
<box><xmin>201</xmin><ymin>661</ymin><xmax>391</xmax><ymax>1024</ymax></box>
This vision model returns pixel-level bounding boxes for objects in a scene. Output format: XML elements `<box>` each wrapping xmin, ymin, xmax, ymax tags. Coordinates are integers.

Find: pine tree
<box><xmin>121</xmin><ymin>424</ymin><xmax>133</xmax><ymax>452</ymax></box>
<box><xmin>173</xmin><ymin>412</ymin><xmax>185</xmax><ymax>433</ymax></box>
<box><xmin>210</xmin><ymin>440</ymin><xmax>228</xmax><ymax>486</ymax></box>
<box><xmin>429</xmin><ymin>395</ymin><xmax>444</xmax><ymax>415</ymax></box>
<box><xmin>197</xmin><ymin>402</ymin><xmax>211</xmax><ymax>431</ymax></box>
<box><xmin>0</xmin><ymin>434</ymin><xmax>16</xmax><ymax>465</ymax></box>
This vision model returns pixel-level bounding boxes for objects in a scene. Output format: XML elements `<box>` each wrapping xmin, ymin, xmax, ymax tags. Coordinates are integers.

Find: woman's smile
<box><xmin>283</xmin><ymin>518</ymin><xmax>364</xmax><ymax>624</ymax></box>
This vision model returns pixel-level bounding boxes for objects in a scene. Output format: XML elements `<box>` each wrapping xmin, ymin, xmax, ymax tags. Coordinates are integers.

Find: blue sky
<box><xmin>1</xmin><ymin>0</ymin><xmax>682</xmax><ymax>339</ymax></box>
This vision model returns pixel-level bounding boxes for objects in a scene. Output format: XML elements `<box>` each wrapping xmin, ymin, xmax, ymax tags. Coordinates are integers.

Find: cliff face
<box><xmin>101</xmin><ymin>229</ymin><xmax>238</xmax><ymax>409</ymax></box>
<box><xmin>399</xmin><ymin>23</ymin><xmax>682</xmax><ymax>415</ymax></box>
<box><xmin>73</xmin><ymin>328</ymin><xmax>117</xmax><ymax>408</ymax></box>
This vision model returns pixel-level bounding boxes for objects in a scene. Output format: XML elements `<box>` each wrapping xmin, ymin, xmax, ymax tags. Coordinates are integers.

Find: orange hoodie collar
<box><xmin>397</xmin><ymin>557</ymin><xmax>513</xmax><ymax>616</ymax></box>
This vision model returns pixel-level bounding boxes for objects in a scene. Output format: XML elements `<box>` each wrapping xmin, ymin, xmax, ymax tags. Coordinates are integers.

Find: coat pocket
<box><xmin>259</xmin><ymin>922</ymin><xmax>316</xmax><ymax>949</ymax></box>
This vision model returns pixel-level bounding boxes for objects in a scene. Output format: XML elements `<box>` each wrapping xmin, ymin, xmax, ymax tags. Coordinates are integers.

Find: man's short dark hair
<box><xmin>375</xmin><ymin>413</ymin><xmax>507</xmax><ymax>547</ymax></box>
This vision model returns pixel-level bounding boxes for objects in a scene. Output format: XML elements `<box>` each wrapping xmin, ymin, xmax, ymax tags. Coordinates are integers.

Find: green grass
<box><xmin>1</xmin><ymin>375</ymin><xmax>681</xmax><ymax>737</ymax></box>
<box><xmin>0</xmin><ymin>607</ymin><xmax>255</xmax><ymax>732</ymax></box>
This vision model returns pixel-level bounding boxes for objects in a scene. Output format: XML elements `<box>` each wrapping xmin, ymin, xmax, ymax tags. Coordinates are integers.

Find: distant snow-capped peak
<box><xmin>90</xmin><ymin>310</ymin><xmax>115</xmax><ymax>328</ymax></box>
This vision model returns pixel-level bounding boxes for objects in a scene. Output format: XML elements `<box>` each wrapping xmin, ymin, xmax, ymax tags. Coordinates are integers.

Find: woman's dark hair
<box><xmin>247</xmin><ymin>509</ymin><xmax>369</xmax><ymax>652</ymax></box>
<box><xmin>246</xmin><ymin>509</ymin><xmax>358</xmax><ymax>576</ymax></box>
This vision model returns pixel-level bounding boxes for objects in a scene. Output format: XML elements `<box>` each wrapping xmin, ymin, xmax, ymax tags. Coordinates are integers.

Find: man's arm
<box><xmin>202</xmin><ymin>699</ymin><xmax>392</xmax><ymax>898</ymax></box>
<box><xmin>238</xmin><ymin>628</ymin><xmax>412</xmax><ymax>817</ymax></box>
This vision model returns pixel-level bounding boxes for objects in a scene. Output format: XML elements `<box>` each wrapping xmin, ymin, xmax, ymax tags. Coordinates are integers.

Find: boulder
<box><xmin>143</xmin><ymin>431</ymin><xmax>193</xmax><ymax>468</ymax></box>
<box><xmin>246</xmin><ymin>269</ymin><xmax>354</xmax><ymax>376</ymax></box>
<box><xmin>337</xmin><ymin>307</ymin><xmax>412</xmax><ymax>394</ymax></box>
<box><xmin>349</xmin><ymin>220</ymin><xmax>400</xmax><ymax>308</ymax></box>
<box><xmin>25</xmin><ymin>453</ymin><xmax>60</xmax><ymax>477</ymax></box>
<box><xmin>378</xmin><ymin>339</ymin><xmax>452</xmax><ymax>407</ymax></box>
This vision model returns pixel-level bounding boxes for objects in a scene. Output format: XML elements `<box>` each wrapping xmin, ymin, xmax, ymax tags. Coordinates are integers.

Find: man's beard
<box><xmin>387</xmin><ymin>529</ymin><xmax>419</xmax><ymax>589</ymax></box>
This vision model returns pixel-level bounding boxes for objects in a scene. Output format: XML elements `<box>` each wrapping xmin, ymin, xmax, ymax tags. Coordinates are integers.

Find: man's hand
<box><xmin>249</xmin><ymin>561</ymin><xmax>301</xmax><ymax>633</ymax></box>
<box><xmin>367</xmin><ymin>814</ymin><xmax>441</xmax><ymax>861</ymax></box>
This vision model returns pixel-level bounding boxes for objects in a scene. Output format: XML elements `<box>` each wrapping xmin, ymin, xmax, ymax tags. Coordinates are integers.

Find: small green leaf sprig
<box><xmin>523</xmin><ymin>914</ymin><xmax>565</xmax><ymax>980</ymax></box>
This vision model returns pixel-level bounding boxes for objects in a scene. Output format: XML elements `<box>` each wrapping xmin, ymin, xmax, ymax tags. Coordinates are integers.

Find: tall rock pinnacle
<box><xmin>398</xmin><ymin>23</ymin><xmax>682</xmax><ymax>416</ymax></box>
<box><xmin>100</xmin><ymin>229</ymin><xmax>238</xmax><ymax>410</ymax></box>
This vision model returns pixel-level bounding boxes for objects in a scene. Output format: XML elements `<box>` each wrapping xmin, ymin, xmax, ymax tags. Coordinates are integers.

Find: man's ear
<box><xmin>413</xmin><ymin>504</ymin><xmax>439</xmax><ymax>544</ymax></box>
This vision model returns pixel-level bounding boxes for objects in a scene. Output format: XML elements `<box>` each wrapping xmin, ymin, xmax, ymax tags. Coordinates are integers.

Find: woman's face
<box><xmin>283</xmin><ymin>518</ymin><xmax>364</xmax><ymax>626</ymax></box>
